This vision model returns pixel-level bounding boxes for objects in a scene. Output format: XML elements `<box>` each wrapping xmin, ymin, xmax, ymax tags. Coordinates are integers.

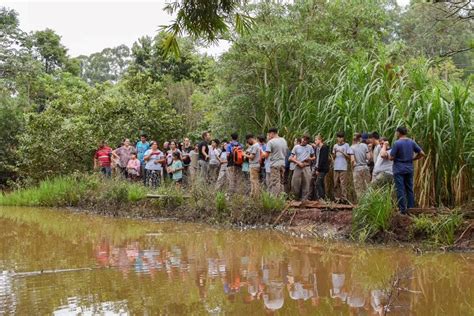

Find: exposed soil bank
<box><xmin>68</xmin><ymin>198</ymin><xmax>474</xmax><ymax>252</ymax></box>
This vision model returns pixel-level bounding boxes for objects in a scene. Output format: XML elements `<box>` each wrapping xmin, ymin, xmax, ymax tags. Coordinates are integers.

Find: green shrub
<box><xmin>101</xmin><ymin>180</ymin><xmax>129</xmax><ymax>203</ymax></box>
<box><xmin>410</xmin><ymin>212</ymin><xmax>463</xmax><ymax>246</ymax></box>
<box><xmin>215</xmin><ymin>191</ymin><xmax>227</xmax><ymax>213</ymax></box>
<box><xmin>127</xmin><ymin>183</ymin><xmax>148</xmax><ymax>202</ymax></box>
<box><xmin>352</xmin><ymin>185</ymin><xmax>394</xmax><ymax>242</ymax></box>
<box><xmin>261</xmin><ymin>191</ymin><xmax>286</xmax><ymax>214</ymax></box>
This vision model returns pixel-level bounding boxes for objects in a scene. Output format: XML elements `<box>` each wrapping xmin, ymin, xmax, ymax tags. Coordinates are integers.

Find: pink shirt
<box><xmin>127</xmin><ymin>159</ymin><xmax>141</xmax><ymax>172</ymax></box>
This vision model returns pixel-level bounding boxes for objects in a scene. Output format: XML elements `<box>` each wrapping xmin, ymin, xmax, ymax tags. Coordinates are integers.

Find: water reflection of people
<box><xmin>330</xmin><ymin>272</ymin><xmax>348</xmax><ymax>303</ymax></box>
<box><xmin>263</xmin><ymin>281</ymin><xmax>284</xmax><ymax>311</ymax></box>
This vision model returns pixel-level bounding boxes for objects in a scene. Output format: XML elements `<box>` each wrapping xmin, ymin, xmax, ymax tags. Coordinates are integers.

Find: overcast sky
<box><xmin>4</xmin><ymin>0</ymin><xmax>410</xmax><ymax>58</ymax></box>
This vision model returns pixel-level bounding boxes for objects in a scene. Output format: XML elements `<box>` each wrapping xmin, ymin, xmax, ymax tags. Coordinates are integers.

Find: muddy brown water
<box><xmin>0</xmin><ymin>207</ymin><xmax>472</xmax><ymax>315</ymax></box>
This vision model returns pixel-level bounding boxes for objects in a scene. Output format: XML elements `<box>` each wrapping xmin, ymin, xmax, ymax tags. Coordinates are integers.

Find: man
<box><xmin>136</xmin><ymin>134</ymin><xmax>150</xmax><ymax>184</ymax></box>
<box><xmin>226</xmin><ymin>133</ymin><xmax>244</xmax><ymax>194</ymax></box>
<box><xmin>389</xmin><ymin>127</ymin><xmax>425</xmax><ymax>214</ymax></box>
<box><xmin>285</xmin><ymin>138</ymin><xmax>301</xmax><ymax>194</ymax></box>
<box><xmin>257</xmin><ymin>135</ymin><xmax>268</xmax><ymax>185</ymax></box>
<box><xmin>368</xmin><ymin>132</ymin><xmax>381</xmax><ymax>176</ymax></box>
<box><xmin>198</xmin><ymin>132</ymin><xmax>211</xmax><ymax>181</ymax></box>
<box><xmin>290</xmin><ymin>135</ymin><xmax>315</xmax><ymax>201</ymax></box>
<box><xmin>372</xmin><ymin>137</ymin><xmax>393</xmax><ymax>186</ymax></box>
<box><xmin>311</xmin><ymin>134</ymin><xmax>330</xmax><ymax>200</ymax></box>
<box><xmin>332</xmin><ymin>132</ymin><xmax>351</xmax><ymax>203</ymax></box>
<box><xmin>264</xmin><ymin>128</ymin><xmax>288</xmax><ymax>196</ymax></box>
<box><xmin>94</xmin><ymin>141</ymin><xmax>112</xmax><ymax>177</ymax></box>
<box><xmin>350</xmin><ymin>133</ymin><xmax>370</xmax><ymax>201</ymax></box>
<box><xmin>245</xmin><ymin>134</ymin><xmax>261</xmax><ymax>197</ymax></box>
<box><xmin>216</xmin><ymin>140</ymin><xmax>229</xmax><ymax>191</ymax></box>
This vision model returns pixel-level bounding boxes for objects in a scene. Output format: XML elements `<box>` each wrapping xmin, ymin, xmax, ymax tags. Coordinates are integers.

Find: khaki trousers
<box><xmin>227</xmin><ymin>165</ymin><xmax>242</xmax><ymax>194</ymax></box>
<box><xmin>291</xmin><ymin>166</ymin><xmax>312</xmax><ymax>200</ymax></box>
<box><xmin>269</xmin><ymin>166</ymin><xmax>285</xmax><ymax>196</ymax></box>
<box><xmin>249</xmin><ymin>167</ymin><xmax>261</xmax><ymax>197</ymax></box>
<box><xmin>333</xmin><ymin>170</ymin><xmax>348</xmax><ymax>201</ymax></box>
<box><xmin>353</xmin><ymin>166</ymin><xmax>371</xmax><ymax>201</ymax></box>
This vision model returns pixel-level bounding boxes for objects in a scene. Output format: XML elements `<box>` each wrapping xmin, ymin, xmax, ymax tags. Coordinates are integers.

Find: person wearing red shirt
<box><xmin>94</xmin><ymin>141</ymin><xmax>113</xmax><ymax>177</ymax></box>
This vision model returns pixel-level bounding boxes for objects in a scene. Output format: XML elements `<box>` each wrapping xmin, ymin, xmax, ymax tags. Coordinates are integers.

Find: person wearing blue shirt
<box><xmin>389</xmin><ymin>126</ymin><xmax>425</xmax><ymax>214</ymax></box>
<box><xmin>136</xmin><ymin>134</ymin><xmax>150</xmax><ymax>185</ymax></box>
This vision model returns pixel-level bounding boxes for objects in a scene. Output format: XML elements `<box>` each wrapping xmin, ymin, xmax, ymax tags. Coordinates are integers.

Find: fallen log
<box><xmin>147</xmin><ymin>194</ymin><xmax>191</xmax><ymax>199</ymax></box>
<box><xmin>288</xmin><ymin>200</ymin><xmax>355</xmax><ymax>210</ymax></box>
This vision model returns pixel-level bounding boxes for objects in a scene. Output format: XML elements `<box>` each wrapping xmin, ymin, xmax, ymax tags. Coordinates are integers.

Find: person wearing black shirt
<box><xmin>198</xmin><ymin>131</ymin><xmax>211</xmax><ymax>181</ymax></box>
<box><xmin>311</xmin><ymin>135</ymin><xmax>330</xmax><ymax>200</ymax></box>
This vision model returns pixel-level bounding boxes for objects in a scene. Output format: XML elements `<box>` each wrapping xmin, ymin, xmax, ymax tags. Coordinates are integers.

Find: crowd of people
<box><xmin>94</xmin><ymin>126</ymin><xmax>424</xmax><ymax>214</ymax></box>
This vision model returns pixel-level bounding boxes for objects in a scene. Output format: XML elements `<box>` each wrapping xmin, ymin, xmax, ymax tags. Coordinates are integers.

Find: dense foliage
<box><xmin>0</xmin><ymin>1</ymin><xmax>473</xmax><ymax>207</ymax></box>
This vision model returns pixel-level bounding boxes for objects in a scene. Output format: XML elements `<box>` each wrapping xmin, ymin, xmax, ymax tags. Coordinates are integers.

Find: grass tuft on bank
<box><xmin>352</xmin><ymin>185</ymin><xmax>394</xmax><ymax>242</ymax></box>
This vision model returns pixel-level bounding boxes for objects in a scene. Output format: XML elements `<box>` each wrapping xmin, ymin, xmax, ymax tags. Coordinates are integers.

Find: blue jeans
<box><xmin>100</xmin><ymin>166</ymin><xmax>111</xmax><ymax>177</ymax></box>
<box><xmin>394</xmin><ymin>172</ymin><xmax>414</xmax><ymax>213</ymax></box>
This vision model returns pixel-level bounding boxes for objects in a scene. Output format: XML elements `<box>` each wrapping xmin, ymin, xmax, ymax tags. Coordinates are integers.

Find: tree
<box><xmin>399</xmin><ymin>0</ymin><xmax>474</xmax><ymax>75</ymax></box>
<box><xmin>78</xmin><ymin>44</ymin><xmax>131</xmax><ymax>84</ymax></box>
<box><xmin>31</xmin><ymin>29</ymin><xmax>68</xmax><ymax>73</ymax></box>
<box><xmin>161</xmin><ymin>0</ymin><xmax>253</xmax><ymax>55</ymax></box>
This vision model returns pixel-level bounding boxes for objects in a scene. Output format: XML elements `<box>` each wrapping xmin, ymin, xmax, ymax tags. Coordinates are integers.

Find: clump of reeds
<box><xmin>352</xmin><ymin>185</ymin><xmax>394</xmax><ymax>242</ymax></box>
<box><xmin>260</xmin><ymin>51</ymin><xmax>473</xmax><ymax>209</ymax></box>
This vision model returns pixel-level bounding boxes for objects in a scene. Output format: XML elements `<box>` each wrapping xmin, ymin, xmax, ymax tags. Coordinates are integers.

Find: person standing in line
<box><xmin>136</xmin><ymin>134</ymin><xmax>150</xmax><ymax>185</ymax></box>
<box><xmin>113</xmin><ymin>138</ymin><xmax>136</xmax><ymax>178</ymax></box>
<box><xmin>368</xmin><ymin>132</ymin><xmax>381</xmax><ymax>176</ymax></box>
<box><xmin>311</xmin><ymin>134</ymin><xmax>330</xmax><ymax>200</ymax></box>
<box><xmin>94</xmin><ymin>141</ymin><xmax>113</xmax><ymax>177</ymax></box>
<box><xmin>332</xmin><ymin>132</ymin><xmax>352</xmax><ymax>203</ymax></box>
<box><xmin>285</xmin><ymin>138</ymin><xmax>301</xmax><ymax>194</ymax></box>
<box><xmin>216</xmin><ymin>140</ymin><xmax>229</xmax><ymax>191</ymax></box>
<box><xmin>170</xmin><ymin>152</ymin><xmax>184</xmax><ymax>187</ymax></box>
<box><xmin>226</xmin><ymin>133</ymin><xmax>244</xmax><ymax>194</ymax></box>
<box><xmin>198</xmin><ymin>132</ymin><xmax>211</xmax><ymax>182</ymax></box>
<box><xmin>162</xmin><ymin>141</ymin><xmax>170</xmax><ymax>180</ymax></box>
<box><xmin>126</xmin><ymin>153</ymin><xmax>141</xmax><ymax>181</ymax></box>
<box><xmin>389</xmin><ymin>127</ymin><xmax>425</xmax><ymax>214</ymax></box>
<box><xmin>189</xmin><ymin>144</ymin><xmax>199</xmax><ymax>183</ymax></box>
<box><xmin>245</xmin><ymin>134</ymin><xmax>261</xmax><ymax>197</ymax></box>
<box><xmin>257</xmin><ymin>135</ymin><xmax>267</xmax><ymax>185</ymax></box>
<box><xmin>208</xmin><ymin>139</ymin><xmax>221</xmax><ymax>183</ymax></box>
<box><xmin>290</xmin><ymin>135</ymin><xmax>315</xmax><ymax>201</ymax></box>
<box><xmin>264</xmin><ymin>128</ymin><xmax>288</xmax><ymax>196</ymax></box>
<box><xmin>372</xmin><ymin>137</ymin><xmax>393</xmax><ymax>186</ymax></box>
<box><xmin>350</xmin><ymin>133</ymin><xmax>371</xmax><ymax>201</ymax></box>
<box><xmin>144</xmin><ymin>141</ymin><xmax>165</xmax><ymax>189</ymax></box>
<box><xmin>166</xmin><ymin>140</ymin><xmax>182</xmax><ymax>180</ymax></box>
<box><xmin>181</xmin><ymin>137</ymin><xmax>193</xmax><ymax>184</ymax></box>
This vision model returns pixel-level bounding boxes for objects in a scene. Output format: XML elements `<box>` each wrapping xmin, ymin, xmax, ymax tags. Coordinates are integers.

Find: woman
<box><xmin>113</xmin><ymin>138</ymin><xmax>136</xmax><ymax>178</ymax></box>
<box><xmin>166</xmin><ymin>140</ymin><xmax>182</xmax><ymax>180</ymax></box>
<box><xmin>208</xmin><ymin>139</ymin><xmax>221</xmax><ymax>183</ymax></box>
<box><xmin>143</xmin><ymin>141</ymin><xmax>165</xmax><ymax>189</ymax></box>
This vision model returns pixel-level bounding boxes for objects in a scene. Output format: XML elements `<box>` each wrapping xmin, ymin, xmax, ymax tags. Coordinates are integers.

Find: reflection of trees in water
<box><xmin>0</xmin><ymin>207</ymin><xmax>472</xmax><ymax>315</ymax></box>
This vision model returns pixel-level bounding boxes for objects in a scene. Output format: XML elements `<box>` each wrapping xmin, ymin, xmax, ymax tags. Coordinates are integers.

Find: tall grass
<box><xmin>352</xmin><ymin>185</ymin><xmax>394</xmax><ymax>242</ymax></box>
<box><xmin>262</xmin><ymin>52</ymin><xmax>473</xmax><ymax>208</ymax></box>
<box><xmin>0</xmin><ymin>174</ymin><xmax>148</xmax><ymax>207</ymax></box>
<box><xmin>0</xmin><ymin>175</ymin><xmax>94</xmax><ymax>207</ymax></box>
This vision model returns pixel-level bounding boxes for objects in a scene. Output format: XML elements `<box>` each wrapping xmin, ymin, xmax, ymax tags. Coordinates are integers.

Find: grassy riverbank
<box><xmin>0</xmin><ymin>174</ymin><xmax>471</xmax><ymax>249</ymax></box>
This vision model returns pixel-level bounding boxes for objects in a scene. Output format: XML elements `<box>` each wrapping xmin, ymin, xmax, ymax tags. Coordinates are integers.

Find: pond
<box><xmin>0</xmin><ymin>207</ymin><xmax>472</xmax><ymax>315</ymax></box>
